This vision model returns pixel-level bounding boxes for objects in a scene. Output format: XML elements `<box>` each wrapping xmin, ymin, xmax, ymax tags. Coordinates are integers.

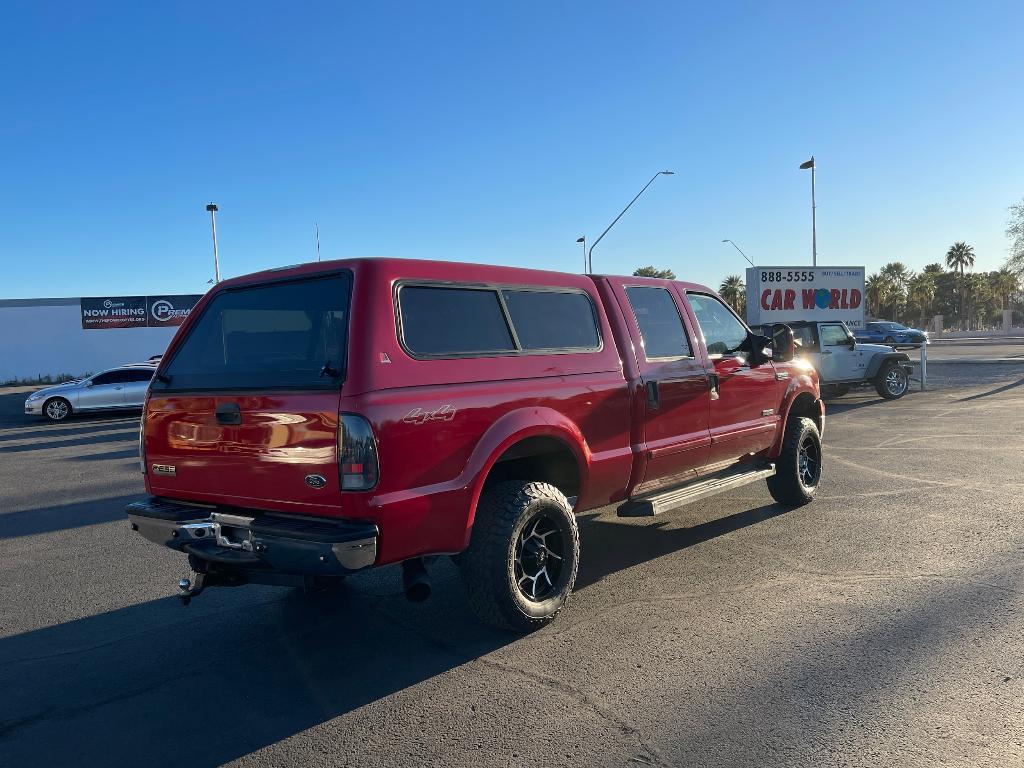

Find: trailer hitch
<box><xmin>177</xmin><ymin>573</ymin><xmax>209</xmax><ymax>606</ymax></box>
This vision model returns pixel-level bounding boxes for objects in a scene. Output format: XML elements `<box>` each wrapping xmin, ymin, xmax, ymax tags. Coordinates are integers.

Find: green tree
<box><xmin>865</xmin><ymin>273</ymin><xmax>888</xmax><ymax>318</ymax></box>
<box><xmin>1007</xmin><ymin>199</ymin><xmax>1024</xmax><ymax>275</ymax></box>
<box><xmin>880</xmin><ymin>262</ymin><xmax>913</xmax><ymax>321</ymax></box>
<box><xmin>945</xmin><ymin>242</ymin><xmax>976</xmax><ymax>328</ymax></box>
<box><xmin>718</xmin><ymin>275</ymin><xmax>746</xmax><ymax>314</ymax></box>
<box><xmin>989</xmin><ymin>267</ymin><xmax>1020</xmax><ymax>310</ymax></box>
<box><xmin>907</xmin><ymin>272</ymin><xmax>936</xmax><ymax>325</ymax></box>
<box><xmin>633</xmin><ymin>265</ymin><xmax>676</xmax><ymax>279</ymax></box>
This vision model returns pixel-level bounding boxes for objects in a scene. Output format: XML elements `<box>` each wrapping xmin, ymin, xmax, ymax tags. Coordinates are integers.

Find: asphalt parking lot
<box><xmin>2</xmin><ymin>347</ymin><xmax>1023</xmax><ymax>767</ymax></box>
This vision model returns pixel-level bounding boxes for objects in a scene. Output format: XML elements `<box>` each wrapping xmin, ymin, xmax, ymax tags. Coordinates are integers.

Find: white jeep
<box><xmin>762</xmin><ymin>321</ymin><xmax>913</xmax><ymax>400</ymax></box>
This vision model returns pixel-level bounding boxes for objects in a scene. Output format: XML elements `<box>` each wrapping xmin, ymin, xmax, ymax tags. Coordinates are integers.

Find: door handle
<box><xmin>708</xmin><ymin>372</ymin><xmax>720</xmax><ymax>400</ymax></box>
<box><xmin>215</xmin><ymin>402</ymin><xmax>242</xmax><ymax>425</ymax></box>
<box><xmin>115</xmin><ymin>386</ymin><xmax>123</xmax><ymax>390</ymax></box>
<box><xmin>821</xmin><ymin>350</ymin><xmax>832</xmax><ymax>355</ymax></box>
<box><xmin>645</xmin><ymin>380</ymin><xmax>660</xmax><ymax>410</ymax></box>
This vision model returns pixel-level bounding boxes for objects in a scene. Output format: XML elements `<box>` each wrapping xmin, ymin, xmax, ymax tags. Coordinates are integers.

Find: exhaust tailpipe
<box><xmin>402</xmin><ymin>558</ymin><xmax>431</xmax><ymax>602</ymax></box>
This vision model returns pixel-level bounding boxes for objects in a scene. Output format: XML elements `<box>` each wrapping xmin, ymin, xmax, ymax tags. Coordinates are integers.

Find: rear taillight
<box><xmin>338</xmin><ymin>414</ymin><xmax>378</xmax><ymax>491</ymax></box>
<box><xmin>139</xmin><ymin>416</ymin><xmax>147</xmax><ymax>474</ymax></box>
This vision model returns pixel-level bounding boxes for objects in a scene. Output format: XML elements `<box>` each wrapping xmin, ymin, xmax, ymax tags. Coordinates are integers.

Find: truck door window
<box><xmin>685</xmin><ymin>293</ymin><xmax>748</xmax><ymax>357</ymax></box>
<box><xmin>819</xmin><ymin>325</ymin><xmax>849</xmax><ymax>346</ymax></box>
<box><xmin>624</xmin><ymin>286</ymin><xmax>692</xmax><ymax>359</ymax></box>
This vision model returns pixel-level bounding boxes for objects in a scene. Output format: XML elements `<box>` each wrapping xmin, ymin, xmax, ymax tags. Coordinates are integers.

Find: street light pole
<box><xmin>799</xmin><ymin>156</ymin><xmax>817</xmax><ymax>266</ymax></box>
<box><xmin>721</xmin><ymin>239</ymin><xmax>754</xmax><ymax>267</ymax></box>
<box><xmin>587</xmin><ymin>170</ymin><xmax>674</xmax><ymax>274</ymax></box>
<box><xmin>315</xmin><ymin>222</ymin><xmax>321</xmax><ymax>262</ymax></box>
<box><xmin>206</xmin><ymin>203</ymin><xmax>220</xmax><ymax>283</ymax></box>
<box><xmin>576</xmin><ymin>236</ymin><xmax>586</xmax><ymax>273</ymax></box>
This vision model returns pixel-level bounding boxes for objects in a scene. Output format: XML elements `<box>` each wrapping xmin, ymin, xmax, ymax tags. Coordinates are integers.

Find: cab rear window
<box><xmin>154</xmin><ymin>274</ymin><xmax>350</xmax><ymax>391</ymax></box>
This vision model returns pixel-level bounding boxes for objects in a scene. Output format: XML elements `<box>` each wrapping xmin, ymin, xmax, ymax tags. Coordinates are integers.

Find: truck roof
<box><xmin>215</xmin><ymin>257</ymin><xmax>713</xmax><ymax>294</ymax></box>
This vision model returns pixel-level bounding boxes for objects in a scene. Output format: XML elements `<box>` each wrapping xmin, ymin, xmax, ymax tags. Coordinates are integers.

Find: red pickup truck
<box><xmin>128</xmin><ymin>258</ymin><xmax>824</xmax><ymax>631</ymax></box>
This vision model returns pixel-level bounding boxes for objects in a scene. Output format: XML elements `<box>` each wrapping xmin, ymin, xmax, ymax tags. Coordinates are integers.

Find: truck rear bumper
<box><xmin>126</xmin><ymin>497</ymin><xmax>378</xmax><ymax>574</ymax></box>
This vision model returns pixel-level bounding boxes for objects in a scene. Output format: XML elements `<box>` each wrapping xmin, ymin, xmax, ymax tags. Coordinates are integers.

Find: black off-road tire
<box><xmin>456</xmin><ymin>481</ymin><xmax>579</xmax><ymax>633</ymax></box>
<box><xmin>43</xmin><ymin>397</ymin><xmax>72</xmax><ymax>422</ymax></box>
<box><xmin>875</xmin><ymin>361</ymin><xmax>909</xmax><ymax>400</ymax></box>
<box><xmin>767</xmin><ymin>417</ymin><xmax>821</xmax><ymax>506</ymax></box>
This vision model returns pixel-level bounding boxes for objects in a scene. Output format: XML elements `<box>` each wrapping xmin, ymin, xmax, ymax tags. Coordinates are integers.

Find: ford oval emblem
<box><xmin>305</xmin><ymin>474</ymin><xmax>327</xmax><ymax>489</ymax></box>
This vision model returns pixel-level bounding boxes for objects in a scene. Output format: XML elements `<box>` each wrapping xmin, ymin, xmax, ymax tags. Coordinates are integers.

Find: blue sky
<box><xmin>2</xmin><ymin>1</ymin><xmax>1022</xmax><ymax>299</ymax></box>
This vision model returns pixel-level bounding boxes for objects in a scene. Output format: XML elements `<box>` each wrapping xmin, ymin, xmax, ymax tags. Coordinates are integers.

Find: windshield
<box><xmin>154</xmin><ymin>273</ymin><xmax>350</xmax><ymax>391</ymax></box>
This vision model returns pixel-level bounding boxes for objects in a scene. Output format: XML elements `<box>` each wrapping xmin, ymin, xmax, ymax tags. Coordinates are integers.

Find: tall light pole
<box><xmin>799</xmin><ymin>156</ymin><xmax>816</xmax><ymax>266</ymax></box>
<box><xmin>576</xmin><ymin>236</ymin><xmax>586</xmax><ymax>273</ymax></box>
<box><xmin>587</xmin><ymin>170</ymin><xmax>674</xmax><ymax>274</ymax></box>
<box><xmin>315</xmin><ymin>222</ymin><xmax>321</xmax><ymax>262</ymax></box>
<box><xmin>721</xmin><ymin>239</ymin><xmax>754</xmax><ymax>267</ymax></box>
<box><xmin>206</xmin><ymin>203</ymin><xmax>220</xmax><ymax>283</ymax></box>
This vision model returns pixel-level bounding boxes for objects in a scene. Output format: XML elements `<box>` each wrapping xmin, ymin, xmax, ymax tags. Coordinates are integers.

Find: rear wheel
<box><xmin>43</xmin><ymin>397</ymin><xmax>72</xmax><ymax>422</ymax></box>
<box><xmin>884</xmin><ymin>336</ymin><xmax>895</xmax><ymax>345</ymax></box>
<box><xmin>876</xmin><ymin>362</ymin><xmax>908</xmax><ymax>399</ymax></box>
<box><xmin>457</xmin><ymin>480</ymin><xmax>579</xmax><ymax>632</ymax></box>
<box><xmin>767</xmin><ymin>417</ymin><xmax>821</xmax><ymax>506</ymax></box>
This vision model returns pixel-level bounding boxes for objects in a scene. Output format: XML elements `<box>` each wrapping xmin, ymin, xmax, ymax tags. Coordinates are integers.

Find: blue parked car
<box><xmin>855</xmin><ymin>321</ymin><xmax>928</xmax><ymax>347</ymax></box>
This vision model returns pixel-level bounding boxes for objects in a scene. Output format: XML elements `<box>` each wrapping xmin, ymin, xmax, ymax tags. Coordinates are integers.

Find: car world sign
<box><xmin>745</xmin><ymin>266</ymin><xmax>866</xmax><ymax>330</ymax></box>
<box><xmin>81</xmin><ymin>295</ymin><xmax>202</xmax><ymax>329</ymax></box>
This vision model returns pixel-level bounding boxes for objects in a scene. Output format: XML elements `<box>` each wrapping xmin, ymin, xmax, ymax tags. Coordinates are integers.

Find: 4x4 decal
<box><xmin>403</xmin><ymin>405</ymin><xmax>457</xmax><ymax>425</ymax></box>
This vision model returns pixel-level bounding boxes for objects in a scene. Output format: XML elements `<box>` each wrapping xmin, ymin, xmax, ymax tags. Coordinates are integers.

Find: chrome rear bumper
<box><xmin>126</xmin><ymin>497</ymin><xmax>378</xmax><ymax>573</ymax></box>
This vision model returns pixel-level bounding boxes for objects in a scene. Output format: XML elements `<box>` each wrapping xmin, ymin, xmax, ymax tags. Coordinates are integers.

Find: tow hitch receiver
<box><xmin>177</xmin><ymin>574</ymin><xmax>206</xmax><ymax>606</ymax></box>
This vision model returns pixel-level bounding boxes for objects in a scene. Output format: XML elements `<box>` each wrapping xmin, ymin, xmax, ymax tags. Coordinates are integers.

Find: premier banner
<box><xmin>81</xmin><ymin>294</ymin><xmax>202</xmax><ymax>329</ymax></box>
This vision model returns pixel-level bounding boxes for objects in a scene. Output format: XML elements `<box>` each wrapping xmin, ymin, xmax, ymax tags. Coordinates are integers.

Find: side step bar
<box><xmin>617</xmin><ymin>463</ymin><xmax>775</xmax><ymax>517</ymax></box>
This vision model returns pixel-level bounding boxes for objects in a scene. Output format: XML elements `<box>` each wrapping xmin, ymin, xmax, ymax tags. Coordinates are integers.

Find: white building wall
<box><xmin>0</xmin><ymin>302</ymin><xmax>179</xmax><ymax>382</ymax></box>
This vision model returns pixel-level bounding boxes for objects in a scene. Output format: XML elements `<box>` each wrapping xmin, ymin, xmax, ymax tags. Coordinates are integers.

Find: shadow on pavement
<box><xmin>957</xmin><ymin>377</ymin><xmax>1024</xmax><ymax>402</ymax></box>
<box><xmin>0</xmin><ymin>494</ymin><xmax>143</xmax><ymax>539</ymax></box>
<box><xmin>0</xmin><ymin>429</ymin><xmax>136</xmax><ymax>454</ymax></box>
<box><xmin>576</xmin><ymin>503</ymin><xmax>790</xmax><ymax>590</ymax></box>
<box><xmin>0</xmin><ymin>578</ymin><xmax>513</xmax><ymax>767</ymax></box>
<box><xmin>0</xmin><ymin>494</ymin><xmax>801</xmax><ymax>766</ymax></box>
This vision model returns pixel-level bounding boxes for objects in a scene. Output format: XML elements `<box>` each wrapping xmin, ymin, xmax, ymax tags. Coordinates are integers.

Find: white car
<box><xmin>758</xmin><ymin>321</ymin><xmax>914</xmax><ymax>400</ymax></box>
<box><xmin>24</xmin><ymin>364</ymin><xmax>156</xmax><ymax>421</ymax></box>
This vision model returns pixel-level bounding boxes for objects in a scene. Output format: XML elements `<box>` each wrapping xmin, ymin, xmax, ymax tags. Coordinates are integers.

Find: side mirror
<box><xmin>769</xmin><ymin>323</ymin><xmax>796</xmax><ymax>362</ymax></box>
<box><xmin>848</xmin><ymin>335</ymin><xmax>857</xmax><ymax>349</ymax></box>
<box><xmin>83</xmin><ymin>380</ymin><xmax>94</xmax><ymax>387</ymax></box>
<box><xmin>747</xmin><ymin>332</ymin><xmax>773</xmax><ymax>367</ymax></box>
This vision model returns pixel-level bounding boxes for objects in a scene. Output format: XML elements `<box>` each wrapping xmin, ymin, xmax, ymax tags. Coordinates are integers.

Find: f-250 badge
<box><xmin>403</xmin><ymin>405</ymin><xmax>457</xmax><ymax>425</ymax></box>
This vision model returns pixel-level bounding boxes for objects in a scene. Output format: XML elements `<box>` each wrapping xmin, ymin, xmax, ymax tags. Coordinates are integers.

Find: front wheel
<box><xmin>876</xmin><ymin>362</ymin><xmax>909</xmax><ymax>399</ymax></box>
<box><xmin>43</xmin><ymin>397</ymin><xmax>72</xmax><ymax>422</ymax></box>
<box><xmin>767</xmin><ymin>417</ymin><xmax>821</xmax><ymax>506</ymax></box>
<box><xmin>456</xmin><ymin>481</ymin><xmax>579</xmax><ymax>632</ymax></box>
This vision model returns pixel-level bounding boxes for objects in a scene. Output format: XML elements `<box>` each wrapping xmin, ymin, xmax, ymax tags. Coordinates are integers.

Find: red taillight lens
<box><xmin>338</xmin><ymin>414</ymin><xmax>378</xmax><ymax>491</ymax></box>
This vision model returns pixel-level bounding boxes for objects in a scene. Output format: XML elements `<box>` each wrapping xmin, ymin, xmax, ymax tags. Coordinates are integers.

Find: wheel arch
<box><xmin>462</xmin><ymin>409</ymin><xmax>590</xmax><ymax>549</ymax></box>
<box><xmin>865</xmin><ymin>351</ymin><xmax>912</xmax><ymax>380</ymax></box>
<box><xmin>769</xmin><ymin>380</ymin><xmax>824</xmax><ymax>458</ymax></box>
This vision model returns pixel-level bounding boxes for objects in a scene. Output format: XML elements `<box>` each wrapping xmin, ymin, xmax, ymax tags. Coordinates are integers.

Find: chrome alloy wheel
<box><xmin>798</xmin><ymin>433</ymin><xmax>820</xmax><ymax>489</ymax></box>
<box><xmin>45</xmin><ymin>399</ymin><xmax>69</xmax><ymax>421</ymax></box>
<box><xmin>885</xmin><ymin>367</ymin><xmax>908</xmax><ymax>396</ymax></box>
<box><xmin>514</xmin><ymin>513</ymin><xmax>566</xmax><ymax>602</ymax></box>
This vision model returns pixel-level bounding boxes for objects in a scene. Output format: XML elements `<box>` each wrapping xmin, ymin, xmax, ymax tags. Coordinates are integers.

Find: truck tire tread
<box><xmin>456</xmin><ymin>480</ymin><xmax>579</xmax><ymax>633</ymax></box>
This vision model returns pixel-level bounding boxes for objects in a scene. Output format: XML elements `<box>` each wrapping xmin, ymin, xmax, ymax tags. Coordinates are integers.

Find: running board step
<box><xmin>617</xmin><ymin>464</ymin><xmax>776</xmax><ymax>517</ymax></box>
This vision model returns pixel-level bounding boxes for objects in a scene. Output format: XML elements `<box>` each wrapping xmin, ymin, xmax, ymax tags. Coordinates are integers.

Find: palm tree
<box><xmin>633</xmin><ymin>266</ymin><xmax>676</xmax><ymax>279</ymax></box>
<box><xmin>880</xmin><ymin>262</ymin><xmax>913</xmax><ymax>321</ymax></box>
<box><xmin>907</xmin><ymin>273</ymin><xmax>936</xmax><ymax>326</ymax></box>
<box><xmin>718</xmin><ymin>275</ymin><xmax>745</xmax><ymax>313</ymax></box>
<box><xmin>945</xmin><ymin>242</ymin><xmax>976</xmax><ymax>328</ymax></box>
<box><xmin>865</xmin><ymin>273</ymin><xmax>887</xmax><ymax>318</ymax></box>
<box><xmin>990</xmin><ymin>267</ymin><xmax>1020</xmax><ymax>310</ymax></box>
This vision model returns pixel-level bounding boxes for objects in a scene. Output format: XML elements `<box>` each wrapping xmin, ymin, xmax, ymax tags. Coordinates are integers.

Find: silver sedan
<box><xmin>24</xmin><ymin>364</ymin><xmax>156</xmax><ymax>422</ymax></box>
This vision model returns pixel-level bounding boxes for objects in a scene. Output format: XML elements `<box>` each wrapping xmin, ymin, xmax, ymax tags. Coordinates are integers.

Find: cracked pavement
<box><xmin>1</xmin><ymin>365</ymin><xmax>1023</xmax><ymax>767</ymax></box>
